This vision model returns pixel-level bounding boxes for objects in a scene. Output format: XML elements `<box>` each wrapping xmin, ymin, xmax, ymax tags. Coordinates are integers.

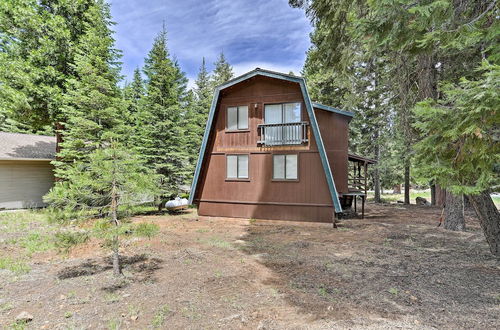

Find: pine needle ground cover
<box><xmin>1</xmin><ymin>205</ymin><xmax>498</xmax><ymax>329</ymax></box>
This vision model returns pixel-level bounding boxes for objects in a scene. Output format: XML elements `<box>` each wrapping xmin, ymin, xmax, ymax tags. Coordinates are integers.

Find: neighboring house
<box><xmin>189</xmin><ymin>68</ymin><xmax>375</xmax><ymax>223</ymax></box>
<box><xmin>0</xmin><ymin>132</ymin><xmax>56</xmax><ymax>209</ymax></box>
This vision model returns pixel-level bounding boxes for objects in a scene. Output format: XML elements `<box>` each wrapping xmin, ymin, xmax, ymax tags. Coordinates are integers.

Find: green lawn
<box><xmin>367</xmin><ymin>190</ymin><xmax>432</xmax><ymax>204</ymax></box>
<box><xmin>367</xmin><ymin>190</ymin><xmax>500</xmax><ymax>208</ymax></box>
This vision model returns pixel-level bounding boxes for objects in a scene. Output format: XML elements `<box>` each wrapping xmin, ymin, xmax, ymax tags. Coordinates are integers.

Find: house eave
<box><xmin>0</xmin><ymin>158</ymin><xmax>53</xmax><ymax>162</ymax></box>
<box><xmin>312</xmin><ymin>102</ymin><xmax>354</xmax><ymax>118</ymax></box>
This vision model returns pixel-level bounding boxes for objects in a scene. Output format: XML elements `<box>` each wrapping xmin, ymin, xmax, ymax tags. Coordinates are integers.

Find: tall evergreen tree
<box><xmin>183</xmin><ymin>58</ymin><xmax>214</xmax><ymax>179</ymax></box>
<box><xmin>195</xmin><ymin>57</ymin><xmax>213</xmax><ymax>112</ymax></box>
<box><xmin>123</xmin><ymin>67</ymin><xmax>145</xmax><ymax>121</ymax></box>
<box><xmin>301</xmin><ymin>19</ymin><xmax>398</xmax><ymax>202</ymax></box>
<box><xmin>211</xmin><ymin>51</ymin><xmax>234</xmax><ymax>87</ymax></box>
<box><xmin>53</xmin><ymin>0</ymin><xmax>126</xmax><ymax>176</ymax></box>
<box><xmin>122</xmin><ymin>67</ymin><xmax>145</xmax><ymax>148</ymax></box>
<box><xmin>139</xmin><ymin>25</ymin><xmax>190</xmax><ymax>208</ymax></box>
<box><xmin>0</xmin><ymin>0</ymin><xmax>95</xmax><ymax>138</ymax></box>
<box><xmin>292</xmin><ymin>0</ymin><xmax>499</xmax><ymax>253</ymax></box>
<box><xmin>46</xmin><ymin>0</ymin><xmax>157</xmax><ymax>275</ymax></box>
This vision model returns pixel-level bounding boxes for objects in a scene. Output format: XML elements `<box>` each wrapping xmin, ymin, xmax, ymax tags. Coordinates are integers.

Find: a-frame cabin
<box><xmin>189</xmin><ymin>68</ymin><xmax>374</xmax><ymax>223</ymax></box>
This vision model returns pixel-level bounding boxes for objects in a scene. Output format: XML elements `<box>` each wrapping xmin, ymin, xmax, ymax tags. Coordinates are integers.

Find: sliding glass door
<box><xmin>264</xmin><ymin>103</ymin><xmax>301</xmax><ymax>145</ymax></box>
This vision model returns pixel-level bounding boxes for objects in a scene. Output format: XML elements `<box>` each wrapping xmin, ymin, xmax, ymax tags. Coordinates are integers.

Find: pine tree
<box><xmin>195</xmin><ymin>57</ymin><xmax>213</xmax><ymax>112</ymax></box>
<box><xmin>123</xmin><ymin>68</ymin><xmax>145</xmax><ymax>122</ymax></box>
<box><xmin>211</xmin><ymin>51</ymin><xmax>234</xmax><ymax>88</ymax></box>
<box><xmin>122</xmin><ymin>67</ymin><xmax>145</xmax><ymax>148</ymax></box>
<box><xmin>302</xmin><ymin>24</ymin><xmax>398</xmax><ymax>202</ymax></box>
<box><xmin>0</xmin><ymin>0</ymin><xmax>96</xmax><ymax>138</ymax></box>
<box><xmin>414</xmin><ymin>62</ymin><xmax>499</xmax><ymax>255</ymax></box>
<box><xmin>45</xmin><ymin>0</ymin><xmax>158</xmax><ymax>275</ymax></box>
<box><xmin>53</xmin><ymin>0</ymin><xmax>126</xmax><ymax>176</ymax></box>
<box><xmin>292</xmin><ymin>0</ymin><xmax>499</xmax><ymax>254</ymax></box>
<box><xmin>139</xmin><ymin>25</ymin><xmax>190</xmax><ymax>208</ymax></box>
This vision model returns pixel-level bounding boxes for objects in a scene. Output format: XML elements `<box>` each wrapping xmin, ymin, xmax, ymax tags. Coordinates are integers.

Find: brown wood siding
<box><xmin>314</xmin><ymin>109</ymin><xmax>350</xmax><ymax>194</ymax></box>
<box><xmin>194</xmin><ymin>75</ymin><xmax>349</xmax><ymax>222</ymax></box>
<box><xmin>198</xmin><ymin>202</ymin><xmax>334</xmax><ymax>223</ymax></box>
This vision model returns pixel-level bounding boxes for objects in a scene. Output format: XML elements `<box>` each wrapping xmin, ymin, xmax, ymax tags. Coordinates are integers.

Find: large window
<box><xmin>226</xmin><ymin>154</ymin><xmax>249</xmax><ymax>179</ymax></box>
<box><xmin>264</xmin><ymin>103</ymin><xmax>301</xmax><ymax>124</ymax></box>
<box><xmin>273</xmin><ymin>154</ymin><xmax>298</xmax><ymax>180</ymax></box>
<box><xmin>227</xmin><ymin>106</ymin><xmax>248</xmax><ymax>130</ymax></box>
<box><xmin>263</xmin><ymin>103</ymin><xmax>302</xmax><ymax>145</ymax></box>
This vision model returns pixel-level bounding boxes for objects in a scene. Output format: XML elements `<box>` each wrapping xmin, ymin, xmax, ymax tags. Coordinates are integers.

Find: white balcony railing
<box><xmin>257</xmin><ymin>122</ymin><xmax>309</xmax><ymax>146</ymax></box>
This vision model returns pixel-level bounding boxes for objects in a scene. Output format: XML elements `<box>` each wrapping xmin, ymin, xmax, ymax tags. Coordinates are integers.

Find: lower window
<box><xmin>273</xmin><ymin>154</ymin><xmax>298</xmax><ymax>180</ymax></box>
<box><xmin>226</xmin><ymin>154</ymin><xmax>249</xmax><ymax>179</ymax></box>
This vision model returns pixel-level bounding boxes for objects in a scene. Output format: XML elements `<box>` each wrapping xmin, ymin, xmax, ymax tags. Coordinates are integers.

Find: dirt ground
<box><xmin>0</xmin><ymin>203</ymin><xmax>499</xmax><ymax>329</ymax></box>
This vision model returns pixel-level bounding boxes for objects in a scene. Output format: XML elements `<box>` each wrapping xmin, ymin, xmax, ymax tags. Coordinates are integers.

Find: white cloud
<box><xmin>110</xmin><ymin>0</ymin><xmax>312</xmax><ymax>86</ymax></box>
<box><xmin>232</xmin><ymin>61</ymin><xmax>303</xmax><ymax>77</ymax></box>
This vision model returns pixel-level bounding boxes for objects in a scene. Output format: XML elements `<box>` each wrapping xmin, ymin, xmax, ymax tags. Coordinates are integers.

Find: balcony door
<box><xmin>264</xmin><ymin>103</ymin><xmax>301</xmax><ymax>145</ymax></box>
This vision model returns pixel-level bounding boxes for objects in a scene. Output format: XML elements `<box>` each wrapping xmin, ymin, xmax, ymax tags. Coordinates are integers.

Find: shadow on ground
<box><xmin>240</xmin><ymin>203</ymin><xmax>500</xmax><ymax>329</ymax></box>
<box><xmin>57</xmin><ymin>254</ymin><xmax>163</xmax><ymax>283</ymax></box>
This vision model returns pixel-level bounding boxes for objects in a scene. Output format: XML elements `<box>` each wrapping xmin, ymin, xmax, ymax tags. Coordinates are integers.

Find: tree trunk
<box><xmin>463</xmin><ymin>195</ymin><xmax>475</xmax><ymax>212</ymax></box>
<box><xmin>373</xmin><ymin>137</ymin><xmax>381</xmax><ymax>203</ymax></box>
<box><xmin>110</xmin><ymin>159</ymin><xmax>121</xmax><ymax>276</ymax></box>
<box><xmin>54</xmin><ymin>122</ymin><xmax>64</xmax><ymax>182</ymax></box>
<box><xmin>112</xmin><ymin>240</ymin><xmax>121</xmax><ymax>276</ymax></box>
<box><xmin>468</xmin><ymin>191</ymin><xmax>500</xmax><ymax>257</ymax></box>
<box><xmin>430</xmin><ymin>181</ymin><xmax>436</xmax><ymax>206</ymax></box>
<box><xmin>404</xmin><ymin>165</ymin><xmax>410</xmax><ymax>204</ymax></box>
<box><xmin>444</xmin><ymin>192</ymin><xmax>465</xmax><ymax>231</ymax></box>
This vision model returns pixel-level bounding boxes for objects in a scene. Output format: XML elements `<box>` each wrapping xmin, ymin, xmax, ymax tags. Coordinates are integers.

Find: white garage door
<box><xmin>0</xmin><ymin>161</ymin><xmax>55</xmax><ymax>209</ymax></box>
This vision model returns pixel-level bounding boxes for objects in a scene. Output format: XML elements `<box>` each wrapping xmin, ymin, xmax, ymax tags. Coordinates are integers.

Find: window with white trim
<box><xmin>273</xmin><ymin>154</ymin><xmax>298</xmax><ymax>180</ymax></box>
<box><xmin>227</xmin><ymin>106</ymin><xmax>248</xmax><ymax>130</ymax></box>
<box><xmin>226</xmin><ymin>154</ymin><xmax>249</xmax><ymax>179</ymax></box>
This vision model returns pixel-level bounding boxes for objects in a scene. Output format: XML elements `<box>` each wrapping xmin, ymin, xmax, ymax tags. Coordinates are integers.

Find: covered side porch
<box><xmin>339</xmin><ymin>154</ymin><xmax>376</xmax><ymax>218</ymax></box>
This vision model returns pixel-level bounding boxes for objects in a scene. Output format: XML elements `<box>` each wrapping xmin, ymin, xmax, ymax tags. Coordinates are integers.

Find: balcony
<box><xmin>257</xmin><ymin>122</ymin><xmax>309</xmax><ymax>146</ymax></box>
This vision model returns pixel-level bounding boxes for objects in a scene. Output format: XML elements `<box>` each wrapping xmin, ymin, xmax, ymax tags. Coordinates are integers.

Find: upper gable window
<box><xmin>227</xmin><ymin>106</ymin><xmax>248</xmax><ymax>130</ymax></box>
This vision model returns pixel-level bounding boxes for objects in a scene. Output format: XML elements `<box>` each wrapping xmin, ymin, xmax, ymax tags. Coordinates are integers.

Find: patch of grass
<box><xmin>8</xmin><ymin>320</ymin><xmax>28</xmax><ymax>330</ymax></box>
<box><xmin>202</xmin><ymin>237</ymin><xmax>232</xmax><ymax>249</ymax></box>
<box><xmin>324</xmin><ymin>262</ymin><xmax>334</xmax><ymax>270</ymax></box>
<box><xmin>128</xmin><ymin>305</ymin><xmax>140</xmax><ymax>320</ymax></box>
<box><xmin>107</xmin><ymin>318</ymin><xmax>122</xmax><ymax>330</ymax></box>
<box><xmin>134</xmin><ymin>222</ymin><xmax>160</xmax><ymax>239</ymax></box>
<box><xmin>337</xmin><ymin>227</ymin><xmax>351</xmax><ymax>232</ymax></box>
<box><xmin>64</xmin><ymin>311</ymin><xmax>73</xmax><ymax>318</ymax></box>
<box><xmin>20</xmin><ymin>232</ymin><xmax>54</xmax><ymax>255</ymax></box>
<box><xmin>104</xmin><ymin>293</ymin><xmax>121</xmax><ymax>304</ymax></box>
<box><xmin>0</xmin><ymin>257</ymin><xmax>30</xmax><ymax>274</ymax></box>
<box><xmin>367</xmin><ymin>190</ymin><xmax>432</xmax><ymax>204</ymax></box>
<box><xmin>0</xmin><ymin>302</ymin><xmax>13</xmax><ymax>313</ymax></box>
<box><xmin>181</xmin><ymin>303</ymin><xmax>201</xmax><ymax>320</ymax></box>
<box><xmin>388</xmin><ymin>287</ymin><xmax>399</xmax><ymax>295</ymax></box>
<box><xmin>317</xmin><ymin>287</ymin><xmax>329</xmax><ymax>298</ymax></box>
<box><xmin>54</xmin><ymin>231</ymin><xmax>89</xmax><ymax>254</ymax></box>
<box><xmin>151</xmin><ymin>304</ymin><xmax>171</xmax><ymax>328</ymax></box>
<box><xmin>214</xmin><ymin>270</ymin><xmax>223</xmax><ymax>278</ymax></box>
<box><xmin>195</xmin><ymin>228</ymin><xmax>209</xmax><ymax>233</ymax></box>
<box><xmin>317</xmin><ymin>286</ymin><xmax>339</xmax><ymax>301</ymax></box>
<box><xmin>249</xmin><ymin>218</ymin><xmax>256</xmax><ymax>224</ymax></box>
<box><xmin>0</xmin><ymin>210</ymin><xmax>48</xmax><ymax>233</ymax></box>
<box><xmin>119</xmin><ymin>204</ymin><xmax>158</xmax><ymax>217</ymax></box>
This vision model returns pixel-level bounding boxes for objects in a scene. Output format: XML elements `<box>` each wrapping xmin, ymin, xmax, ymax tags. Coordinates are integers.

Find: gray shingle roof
<box><xmin>0</xmin><ymin>132</ymin><xmax>56</xmax><ymax>160</ymax></box>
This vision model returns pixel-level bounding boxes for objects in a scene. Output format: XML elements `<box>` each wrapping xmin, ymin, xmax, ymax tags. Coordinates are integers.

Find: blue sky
<box><xmin>109</xmin><ymin>0</ymin><xmax>312</xmax><ymax>87</ymax></box>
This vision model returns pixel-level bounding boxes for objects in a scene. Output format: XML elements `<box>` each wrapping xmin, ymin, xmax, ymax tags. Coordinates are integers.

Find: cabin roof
<box><xmin>0</xmin><ymin>132</ymin><xmax>56</xmax><ymax>161</ymax></box>
<box><xmin>312</xmin><ymin>102</ymin><xmax>354</xmax><ymax>118</ymax></box>
<box><xmin>189</xmin><ymin>68</ymin><xmax>343</xmax><ymax>213</ymax></box>
<box><xmin>348</xmin><ymin>153</ymin><xmax>377</xmax><ymax>164</ymax></box>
